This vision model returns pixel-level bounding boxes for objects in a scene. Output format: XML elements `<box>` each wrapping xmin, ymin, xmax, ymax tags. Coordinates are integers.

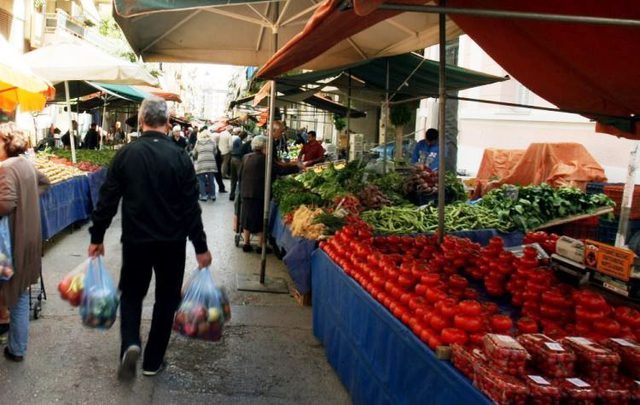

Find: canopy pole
<box><xmin>382</xmin><ymin>59</ymin><xmax>390</xmax><ymax>174</ymax></box>
<box><xmin>100</xmin><ymin>95</ymin><xmax>107</xmax><ymax>149</ymax></box>
<box><xmin>346</xmin><ymin>70</ymin><xmax>351</xmax><ymax>160</ymax></box>
<box><xmin>64</xmin><ymin>81</ymin><xmax>77</xmax><ymax>163</ymax></box>
<box><xmin>260</xmin><ymin>1</ymin><xmax>279</xmax><ymax>285</ymax></box>
<box><xmin>616</xmin><ymin>142</ymin><xmax>640</xmax><ymax>247</ymax></box>
<box><xmin>437</xmin><ymin>0</ymin><xmax>447</xmax><ymax>244</ymax></box>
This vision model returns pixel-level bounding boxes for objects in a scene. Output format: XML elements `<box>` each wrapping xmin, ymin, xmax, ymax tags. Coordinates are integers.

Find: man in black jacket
<box><xmin>83</xmin><ymin>123</ymin><xmax>100</xmax><ymax>149</ymax></box>
<box><xmin>87</xmin><ymin>97</ymin><xmax>212</xmax><ymax>381</ymax></box>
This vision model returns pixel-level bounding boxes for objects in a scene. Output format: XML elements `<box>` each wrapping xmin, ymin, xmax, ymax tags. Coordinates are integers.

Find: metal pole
<box><xmin>260</xmin><ymin>1</ymin><xmax>279</xmax><ymax>284</ymax></box>
<box><xmin>346</xmin><ymin>70</ymin><xmax>351</xmax><ymax>160</ymax></box>
<box><xmin>437</xmin><ymin>0</ymin><xmax>447</xmax><ymax>244</ymax></box>
<box><xmin>616</xmin><ymin>142</ymin><xmax>640</xmax><ymax>247</ymax></box>
<box><xmin>378</xmin><ymin>4</ymin><xmax>640</xmax><ymax>27</ymax></box>
<box><xmin>64</xmin><ymin>81</ymin><xmax>77</xmax><ymax>163</ymax></box>
<box><xmin>100</xmin><ymin>96</ymin><xmax>107</xmax><ymax>149</ymax></box>
<box><xmin>382</xmin><ymin>59</ymin><xmax>390</xmax><ymax>174</ymax></box>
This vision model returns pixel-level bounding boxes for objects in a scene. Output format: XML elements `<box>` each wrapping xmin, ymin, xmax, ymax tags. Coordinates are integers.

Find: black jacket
<box><xmin>84</xmin><ymin>129</ymin><xmax>100</xmax><ymax>150</ymax></box>
<box><xmin>89</xmin><ymin>131</ymin><xmax>208</xmax><ymax>253</ymax></box>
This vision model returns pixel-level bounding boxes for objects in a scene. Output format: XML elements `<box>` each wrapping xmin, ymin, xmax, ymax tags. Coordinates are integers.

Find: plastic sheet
<box><xmin>311</xmin><ymin>250</ymin><xmax>490</xmax><ymax>405</ymax></box>
<box><xmin>39</xmin><ymin>176</ymin><xmax>92</xmax><ymax>240</ymax></box>
<box><xmin>0</xmin><ymin>217</ymin><xmax>13</xmax><ymax>281</ymax></box>
<box><xmin>270</xmin><ymin>204</ymin><xmax>317</xmax><ymax>294</ymax></box>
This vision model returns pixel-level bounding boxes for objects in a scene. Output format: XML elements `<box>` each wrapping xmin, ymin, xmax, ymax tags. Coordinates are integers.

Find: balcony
<box><xmin>43</xmin><ymin>10</ymin><xmax>119</xmax><ymax>54</ymax></box>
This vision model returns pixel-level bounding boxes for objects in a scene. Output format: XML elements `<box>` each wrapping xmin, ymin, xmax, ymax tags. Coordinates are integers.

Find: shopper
<box><xmin>170</xmin><ymin>125</ymin><xmax>188</xmax><ymax>149</ymax></box>
<box><xmin>228</xmin><ymin>129</ymin><xmax>246</xmax><ymax>201</ymax></box>
<box><xmin>88</xmin><ymin>97</ymin><xmax>212</xmax><ymax>380</ymax></box>
<box><xmin>239</xmin><ymin>135</ymin><xmax>271</xmax><ymax>254</ymax></box>
<box><xmin>411</xmin><ymin>128</ymin><xmax>441</xmax><ymax>170</ymax></box>
<box><xmin>193</xmin><ymin>130</ymin><xmax>218</xmax><ymax>201</ymax></box>
<box><xmin>61</xmin><ymin>120</ymin><xmax>80</xmax><ymax>149</ymax></box>
<box><xmin>219</xmin><ymin>125</ymin><xmax>232</xmax><ymax>179</ymax></box>
<box><xmin>210</xmin><ymin>128</ymin><xmax>227</xmax><ymax>193</ymax></box>
<box><xmin>298</xmin><ymin>131</ymin><xmax>325</xmax><ymax>167</ymax></box>
<box><xmin>83</xmin><ymin>123</ymin><xmax>100</xmax><ymax>150</ymax></box>
<box><xmin>0</xmin><ymin>122</ymin><xmax>50</xmax><ymax>362</ymax></box>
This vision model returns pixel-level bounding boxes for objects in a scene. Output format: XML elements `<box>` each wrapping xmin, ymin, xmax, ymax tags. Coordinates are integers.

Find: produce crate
<box><xmin>597</xmin><ymin>217</ymin><xmax>640</xmax><ymax>245</ymax></box>
<box><xmin>603</xmin><ymin>184</ymin><xmax>640</xmax><ymax>219</ymax></box>
<box><xmin>550</xmin><ymin>216</ymin><xmax>599</xmax><ymax>241</ymax></box>
<box><xmin>291</xmin><ymin>287</ymin><xmax>311</xmax><ymax>306</ymax></box>
<box><xmin>585</xmin><ymin>182</ymin><xmax>606</xmax><ymax>195</ymax></box>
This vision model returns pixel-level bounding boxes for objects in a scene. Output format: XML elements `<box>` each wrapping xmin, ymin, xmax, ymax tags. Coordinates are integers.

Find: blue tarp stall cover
<box><xmin>311</xmin><ymin>250</ymin><xmax>491</xmax><ymax>405</ymax></box>
<box><xmin>40</xmin><ymin>176</ymin><xmax>92</xmax><ymax>240</ymax></box>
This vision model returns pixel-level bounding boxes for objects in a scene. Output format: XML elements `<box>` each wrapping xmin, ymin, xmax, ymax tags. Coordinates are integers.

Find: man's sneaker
<box><xmin>142</xmin><ymin>361</ymin><xmax>167</xmax><ymax>377</ymax></box>
<box><xmin>117</xmin><ymin>345</ymin><xmax>141</xmax><ymax>381</ymax></box>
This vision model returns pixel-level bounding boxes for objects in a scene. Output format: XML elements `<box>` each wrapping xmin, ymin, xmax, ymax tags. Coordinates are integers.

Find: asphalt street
<box><xmin>0</xmin><ymin>181</ymin><xmax>350</xmax><ymax>404</ymax></box>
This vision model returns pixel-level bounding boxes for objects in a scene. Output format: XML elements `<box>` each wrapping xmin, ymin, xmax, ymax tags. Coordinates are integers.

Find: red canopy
<box><xmin>258</xmin><ymin>0</ymin><xmax>640</xmax><ymax>139</ymax></box>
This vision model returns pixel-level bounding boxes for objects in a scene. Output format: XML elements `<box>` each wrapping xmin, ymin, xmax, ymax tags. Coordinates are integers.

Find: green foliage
<box><xmin>333</xmin><ymin>114</ymin><xmax>346</xmax><ymax>131</ymax></box>
<box><xmin>479</xmin><ymin>184</ymin><xmax>614</xmax><ymax>231</ymax></box>
<box><xmin>390</xmin><ymin>103</ymin><xmax>412</xmax><ymax>127</ymax></box>
<box><xmin>52</xmin><ymin>149</ymin><xmax>117</xmax><ymax>167</ymax></box>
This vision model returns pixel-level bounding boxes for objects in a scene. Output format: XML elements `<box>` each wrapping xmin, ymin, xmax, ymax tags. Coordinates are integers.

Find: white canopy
<box><xmin>23</xmin><ymin>40</ymin><xmax>158</xmax><ymax>86</ymax></box>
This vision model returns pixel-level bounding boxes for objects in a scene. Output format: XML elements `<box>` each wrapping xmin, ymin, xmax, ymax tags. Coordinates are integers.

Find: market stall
<box><xmin>312</xmin><ymin>249</ymin><xmax>491</xmax><ymax>405</ymax></box>
<box><xmin>35</xmin><ymin>151</ymin><xmax>113</xmax><ymax>240</ymax></box>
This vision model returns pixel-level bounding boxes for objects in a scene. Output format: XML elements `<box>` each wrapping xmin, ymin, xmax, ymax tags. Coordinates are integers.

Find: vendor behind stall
<box><xmin>298</xmin><ymin>131</ymin><xmax>325</xmax><ymax>167</ymax></box>
<box><xmin>411</xmin><ymin>128</ymin><xmax>440</xmax><ymax>171</ymax></box>
<box><xmin>271</xmin><ymin>120</ymin><xmax>300</xmax><ymax>177</ymax></box>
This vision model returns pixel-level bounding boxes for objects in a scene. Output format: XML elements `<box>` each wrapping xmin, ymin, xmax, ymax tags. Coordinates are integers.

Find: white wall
<box><xmin>422</xmin><ymin>35</ymin><xmax>637</xmax><ymax>183</ymax></box>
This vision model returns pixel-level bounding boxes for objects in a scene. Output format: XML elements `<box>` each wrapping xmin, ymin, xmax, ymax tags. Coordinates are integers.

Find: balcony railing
<box><xmin>44</xmin><ymin>10</ymin><xmax>119</xmax><ymax>54</ymax></box>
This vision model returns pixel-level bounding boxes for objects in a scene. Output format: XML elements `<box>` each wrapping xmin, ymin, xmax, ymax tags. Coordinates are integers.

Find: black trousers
<box><xmin>119</xmin><ymin>240</ymin><xmax>186</xmax><ymax>370</ymax></box>
<box><xmin>214</xmin><ymin>151</ymin><xmax>226</xmax><ymax>191</ymax></box>
<box><xmin>229</xmin><ymin>157</ymin><xmax>242</xmax><ymax>198</ymax></box>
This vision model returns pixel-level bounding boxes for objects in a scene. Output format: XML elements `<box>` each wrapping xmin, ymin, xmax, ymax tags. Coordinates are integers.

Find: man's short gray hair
<box><xmin>251</xmin><ymin>135</ymin><xmax>267</xmax><ymax>151</ymax></box>
<box><xmin>139</xmin><ymin>96</ymin><xmax>168</xmax><ymax>128</ymax></box>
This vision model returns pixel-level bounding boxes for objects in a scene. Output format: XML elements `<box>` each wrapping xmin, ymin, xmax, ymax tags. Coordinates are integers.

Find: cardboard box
<box><xmin>584</xmin><ymin>239</ymin><xmax>637</xmax><ymax>282</ymax></box>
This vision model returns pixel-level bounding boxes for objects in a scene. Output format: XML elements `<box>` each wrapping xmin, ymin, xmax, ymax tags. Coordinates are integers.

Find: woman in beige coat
<box><xmin>0</xmin><ymin>123</ymin><xmax>49</xmax><ymax>361</ymax></box>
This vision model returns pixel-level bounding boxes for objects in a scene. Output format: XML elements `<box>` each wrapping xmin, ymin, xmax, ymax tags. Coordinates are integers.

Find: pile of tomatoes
<box><xmin>321</xmin><ymin>222</ymin><xmax>640</xmax><ymax>403</ymax></box>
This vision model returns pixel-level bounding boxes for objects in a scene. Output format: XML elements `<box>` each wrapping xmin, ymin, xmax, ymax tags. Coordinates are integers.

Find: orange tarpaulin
<box><xmin>483</xmin><ymin>143</ymin><xmax>607</xmax><ymax>194</ymax></box>
<box><xmin>476</xmin><ymin>148</ymin><xmax>526</xmax><ymax>181</ymax></box>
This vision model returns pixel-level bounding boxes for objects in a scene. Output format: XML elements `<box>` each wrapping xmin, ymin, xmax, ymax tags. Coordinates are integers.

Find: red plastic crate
<box><xmin>603</xmin><ymin>185</ymin><xmax>640</xmax><ymax>219</ymax></box>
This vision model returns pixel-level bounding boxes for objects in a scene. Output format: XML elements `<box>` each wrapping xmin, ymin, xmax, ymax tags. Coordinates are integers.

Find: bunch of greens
<box><xmin>479</xmin><ymin>184</ymin><xmax>614</xmax><ymax>231</ymax></box>
<box><xmin>52</xmin><ymin>149</ymin><xmax>117</xmax><ymax>167</ymax></box>
<box><xmin>279</xmin><ymin>191</ymin><xmax>325</xmax><ymax>214</ymax></box>
<box><xmin>445</xmin><ymin>172</ymin><xmax>468</xmax><ymax>202</ymax></box>
<box><xmin>272</xmin><ymin>177</ymin><xmax>306</xmax><ymax>203</ymax></box>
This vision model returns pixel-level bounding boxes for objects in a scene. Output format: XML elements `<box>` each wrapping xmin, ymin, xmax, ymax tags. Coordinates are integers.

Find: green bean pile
<box><xmin>361</xmin><ymin>203</ymin><xmax>513</xmax><ymax>235</ymax></box>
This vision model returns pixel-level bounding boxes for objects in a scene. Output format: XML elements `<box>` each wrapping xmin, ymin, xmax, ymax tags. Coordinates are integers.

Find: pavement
<box><xmin>0</xmin><ymin>182</ymin><xmax>350</xmax><ymax>404</ymax></box>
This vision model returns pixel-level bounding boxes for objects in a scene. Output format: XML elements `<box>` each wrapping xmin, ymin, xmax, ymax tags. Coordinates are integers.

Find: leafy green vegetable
<box><xmin>279</xmin><ymin>192</ymin><xmax>324</xmax><ymax>214</ymax></box>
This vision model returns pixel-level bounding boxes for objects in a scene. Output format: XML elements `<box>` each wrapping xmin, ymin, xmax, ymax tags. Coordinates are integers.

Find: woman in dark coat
<box><xmin>0</xmin><ymin>122</ymin><xmax>49</xmax><ymax>361</ymax></box>
<box><xmin>238</xmin><ymin>135</ymin><xmax>269</xmax><ymax>253</ymax></box>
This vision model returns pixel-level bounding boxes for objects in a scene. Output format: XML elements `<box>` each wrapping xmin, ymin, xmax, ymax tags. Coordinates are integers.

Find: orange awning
<box><xmin>134</xmin><ymin>85</ymin><xmax>181</xmax><ymax>103</ymax></box>
<box><xmin>258</xmin><ymin>1</ymin><xmax>640</xmax><ymax>139</ymax></box>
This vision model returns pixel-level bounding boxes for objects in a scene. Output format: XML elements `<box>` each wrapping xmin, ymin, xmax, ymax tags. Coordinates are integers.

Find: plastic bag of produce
<box><xmin>58</xmin><ymin>259</ymin><xmax>88</xmax><ymax>307</ymax></box>
<box><xmin>0</xmin><ymin>217</ymin><xmax>14</xmax><ymax>282</ymax></box>
<box><xmin>173</xmin><ymin>268</ymin><xmax>230</xmax><ymax>341</ymax></box>
<box><xmin>80</xmin><ymin>257</ymin><xmax>119</xmax><ymax>329</ymax></box>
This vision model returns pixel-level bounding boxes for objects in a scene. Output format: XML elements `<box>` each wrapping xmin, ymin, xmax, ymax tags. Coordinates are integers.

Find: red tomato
<box><xmin>516</xmin><ymin>317</ymin><xmax>538</xmax><ymax>334</ymax></box>
<box><xmin>483</xmin><ymin>302</ymin><xmax>499</xmax><ymax>315</ymax></box>
<box><xmin>441</xmin><ymin>328</ymin><xmax>469</xmax><ymax>345</ymax></box>
<box><xmin>490</xmin><ymin>315</ymin><xmax>513</xmax><ymax>333</ymax></box>
<box><xmin>438</xmin><ymin>299</ymin><xmax>458</xmax><ymax>319</ymax></box>
<box><xmin>430</xmin><ymin>314</ymin><xmax>450</xmax><ymax>331</ymax></box>
<box><xmin>458</xmin><ymin>300</ymin><xmax>483</xmax><ymax>316</ymax></box>
<box><xmin>454</xmin><ymin>315</ymin><xmax>483</xmax><ymax>333</ymax></box>
<box><xmin>448</xmin><ymin>274</ymin><xmax>468</xmax><ymax>290</ymax></box>
<box><xmin>594</xmin><ymin>318</ymin><xmax>622</xmax><ymax>337</ymax></box>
